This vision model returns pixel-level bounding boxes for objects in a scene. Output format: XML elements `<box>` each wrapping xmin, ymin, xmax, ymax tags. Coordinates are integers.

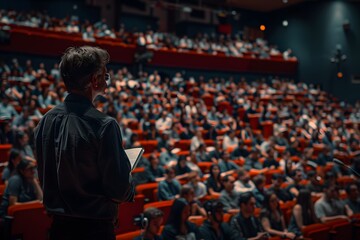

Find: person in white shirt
<box><xmin>155</xmin><ymin>111</ymin><xmax>172</xmax><ymax>132</ymax></box>
<box><xmin>222</xmin><ymin>130</ymin><xmax>239</xmax><ymax>152</ymax></box>
<box><xmin>234</xmin><ymin>168</ymin><xmax>256</xmax><ymax>193</ymax></box>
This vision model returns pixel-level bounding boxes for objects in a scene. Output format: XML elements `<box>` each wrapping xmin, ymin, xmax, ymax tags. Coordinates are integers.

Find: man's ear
<box><xmin>90</xmin><ymin>74</ymin><xmax>99</xmax><ymax>89</ymax></box>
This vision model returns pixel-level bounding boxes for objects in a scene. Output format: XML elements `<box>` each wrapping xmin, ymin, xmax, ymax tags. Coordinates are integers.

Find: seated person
<box><xmin>243</xmin><ymin>149</ymin><xmax>262</xmax><ymax>171</ymax></box>
<box><xmin>175</xmin><ymin>156</ymin><xmax>193</xmax><ymax>178</ymax></box>
<box><xmin>252</xmin><ymin>175</ymin><xmax>266</xmax><ymax>207</ymax></box>
<box><xmin>161</xmin><ymin>198</ymin><xmax>201</xmax><ymax>239</ymax></box>
<box><xmin>260</xmin><ymin>192</ymin><xmax>296</xmax><ymax>239</ymax></box>
<box><xmin>218</xmin><ymin>151</ymin><xmax>240</xmax><ymax>173</ymax></box>
<box><xmin>199</xmin><ymin>200</ymin><xmax>232</xmax><ymax>240</ymax></box>
<box><xmin>158</xmin><ymin>166</ymin><xmax>181</xmax><ymax>201</ymax></box>
<box><xmin>145</xmin><ymin>155</ymin><xmax>165</xmax><ymax>183</ymax></box>
<box><xmin>231</xmin><ymin>140</ymin><xmax>250</xmax><ymax>160</ymax></box>
<box><xmin>288</xmin><ymin>189</ymin><xmax>317</xmax><ymax>237</ymax></box>
<box><xmin>263</xmin><ymin>148</ymin><xmax>279</xmax><ymax>169</ymax></box>
<box><xmin>230</xmin><ymin>192</ymin><xmax>269</xmax><ymax>240</ymax></box>
<box><xmin>267</xmin><ymin>174</ymin><xmax>293</xmax><ymax>202</ymax></box>
<box><xmin>344</xmin><ymin>183</ymin><xmax>360</xmax><ymax>214</ymax></box>
<box><xmin>314</xmin><ymin>183</ymin><xmax>353</xmax><ymax>223</ymax></box>
<box><xmin>134</xmin><ymin>207</ymin><xmax>164</xmax><ymax>240</ymax></box>
<box><xmin>219</xmin><ymin>175</ymin><xmax>240</xmax><ymax>214</ymax></box>
<box><xmin>206</xmin><ymin>164</ymin><xmax>224</xmax><ymax>197</ymax></box>
<box><xmin>287</xmin><ymin>169</ymin><xmax>305</xmax><ymax>198</ymax></box>
<box><xmin>180</xmin><ymin>186</ymin><xmax>206</xmax><ymax>217</ymax></box>
<box><xmin>1</xmin><ymin>149</ymin><xmax>22</xmax><ymax>184</ymax></box>
<box><xmin>305</xmin><ymin>170</ymin><xmax>324</xmax><ymax>194</ymax></box>
<box><xmin>184</xmin><ymin>172</ymin><xmax>207</xmax><ymax>200</ymax></box>
<box><xmin>0</xmin><ymin>160</ymin><xmax>43</xmax><ymax>217</ymax></box>
<box><xmin>234</xmin><ymin>168</ymin><xmax>255</xmax><ymax>193</ymax></box>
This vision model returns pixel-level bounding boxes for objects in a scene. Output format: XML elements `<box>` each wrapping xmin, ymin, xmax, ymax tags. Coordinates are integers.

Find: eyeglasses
<box><xmin>105</xmin><ymin>73</ymin><xmax>111</xmax><ymax>86</ymax></box>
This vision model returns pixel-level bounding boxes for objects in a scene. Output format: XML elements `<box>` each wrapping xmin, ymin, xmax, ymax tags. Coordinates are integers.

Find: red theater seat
<box><xmin>136</xmin><ymin>183</ymin><xmax>159</xmax><ymax>203</ymax></box>
<box><xmin>5</xmin><ymin>202</ymin><xmax>52</xmax><ymax>240</ymax></box>
<box><xmin>324</xmin><ymin>218</ymin><xmax>353</xmax><ymax>240</ymax></box>
<box><xmin>116</xmin><ymin>230</ymin><xmax>142</xmax><ymax>240</ymax></box>
<box><xmin>144</xmin><ymin>200</ymin><xmax>174</xmax><ymax>224</ymax></box>
<box><xmin>302</xmin><ymin>223</ymin><xmax>331</xmax><ymax>240</ymax></box>
<box><xmin>0</xmin><ymin>144</ymin><xmax>12</xmax><ymax>163</ymax></box>
<box><xmin>116</xmin><ymin>194</ymin><xmax>145</xmax><ymax>234</ymax></box>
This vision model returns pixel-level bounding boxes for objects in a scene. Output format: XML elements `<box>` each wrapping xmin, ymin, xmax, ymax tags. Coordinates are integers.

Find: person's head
<box><xmin>165</xmin><ymin>166</ymin><xmax>176</xmax><ymax>181</ymax></box>
<box><xmin>272</xmin><ymin>174</ymin><xmax>285</xmax><ymax>188</ymax></box>
<box><xmin>221</xmin><ymin>151</ymin><xmax>230</xmax><ymax>161</ymax></box>
<box><xmin>59</xmin><ymin>46</ymin><xmax>109</xmax><ymax>99</ymax></box>
<box><xmin>177</xmin><ymin>156</ymin><xmax>187</xmax><ymax>168</ymax></box>
<box><xmin>323</xmin><ymin>182</ymin><xmax>338</xmax><ymax>200</ymax></box>
<box><xmin>180</xmin><ymin>185</ymin><xmax>195</xmax><ymax>203</ymax></box>
<box><xmin>346</xmin><ymin>183</ymin><xmax>359</xmax><ymax>201</ymax></box>
<box><xmin>263</xmin><ymin>192</ymin><xmax>280</xmax><ymax>212</ymax></box>
<box><xmin>15</xmin><ymin>131</ymin><xmax>29</xmax><ymax>148</ymax></box>
<box><xmin>237</xmin><ymin>168</ymin><xmax>250</xmax><ymax>184</ymax></box>
<box><xmin>17</xmin><ymin>160</ymin><xmax>36</xmax><ymax>180</ymax></box>
<box><xmin>238</xmin><ymin>192</ymin><xmax>256</xmax><ymax>217</ymax></box>
<box><xmin>8</xmin><ymin>149</ymin><xmax>22</xmax><ymax>171</ymax></box>
<box><xmin>222</xmin><ymin>175</ymin><xmax>235</xmax><ymax>192</ymax></box>
<box><xmin>291</xmin><ymin>169</ymin><xmax>303</xmax><ymax>184</ymax></box>
<box><xmin>148</xmin><ymin>154</ymin><xmax>159</xmax><ymax>167</ymax></box>
<box><xmin>210</xmin><ymin>164</ymin><xmax>221</xmax><ymax>180</ymax></box>
<box><xmin>166</xmin><ymin>198</ymin><xmax>190</xmax><ymax>229</ymax></box>
<box><xmin>253</xmin><ymin>175</ymin><xmax>266</xmax><ymax>190</ymax></box>
<box><xmin>143</xmin><ymin>207</ymin><xmax>164</xmax><ymax>237</ymax></box>
<box><xmin>204</xmin><ymin>200</ymin><xmax>224</xmax><ymax>224</ymax></box>
<box><xmin>307</xmin><ymin>170</ymin><xmax>320</xmax><ymax>185</ymax></box>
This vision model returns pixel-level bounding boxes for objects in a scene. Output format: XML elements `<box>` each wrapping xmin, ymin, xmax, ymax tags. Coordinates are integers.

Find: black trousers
<box><xmin>49</xmin><ymin>216</ymin><xmax>116</xmax><ymax>240</ymax></box>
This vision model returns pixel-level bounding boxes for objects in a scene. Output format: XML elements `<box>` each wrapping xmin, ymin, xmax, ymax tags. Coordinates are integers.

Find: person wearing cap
<box><xmin>34</xmin><ymin>46</ymin><xmax>134</xmax><ymax>240</ymax></box>
<box><xmin>0</xmin><ymin>159</ymin><xmax>43</xmax><ymax>217</ymax></box>
<box><xmin>199</xmin><ymin>200</ymin><xmax>232</xmax><ymax>240</ymax></box>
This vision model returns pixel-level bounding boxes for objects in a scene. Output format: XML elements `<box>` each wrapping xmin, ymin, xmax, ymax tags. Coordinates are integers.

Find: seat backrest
<box><xmin>0</xmin><ymin>144</ymin><xmax>12</xmax><ymax>163</ymax></box>
<box><xmin>116</xmin><ymin>194</ymin><xmax>145</xmax><ymax>234</ymax></box>
<box><xmin>136</xmin><ymin>183</ymin><xmax>159</xmax><ymax>202</ymax></box>
<box><xmin>144</xmin><ymin>200</ymin><xmax>174</xmax><ymax>223</ymax></box>
<box><xmin>302</xmin><ymin>223</ymin><xmax>331</xmax><ymax>239</ymax></box>
<box><xmin>324</xmin><ymin>219</ymin><xmax>353</xmax><ymax>240</ymax></box>
<box><xmin>116</xmin><ymin>230</ymin><xmax>142</xmax><ymax>240</ymax></box>
<box><xmin>7</xmin><ymin>202</ymin><xmax>52</xmax><ymax>240</ymax></box>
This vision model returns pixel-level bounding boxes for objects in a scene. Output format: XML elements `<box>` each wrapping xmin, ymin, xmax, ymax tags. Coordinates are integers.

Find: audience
<box><xmin>219</xmin><ymin>175</ymin><xmax>240</xmax><ymax>214</ymax></box>
<box><xmin>0</xmin><ymin>160</ymin><xmax>43</xmax><ymax>217</ymax></box>
<box><xmin>161</xmin><ymin>198</ymin><xmax>201</xmax><ymax>239</ymax></box>
<box><xmin>157</xmin><ymin>166</ymin><xmax>181</xmax><ymax>201</ymax></box>
<box><xmin>134</xmin><ymin>207</ymin><xmax>164</xmax><ymax>240</ymax></box>
<box><xmin>199</xmin><ymin>200</ymin><xmax>232</xmax><ymax>240</ymax></box>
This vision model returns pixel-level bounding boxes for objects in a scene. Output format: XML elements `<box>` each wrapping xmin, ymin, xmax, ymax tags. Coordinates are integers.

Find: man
<box><xmin>218</xmin><ymin>151</ymin><xmax>240</xmax><ymax>173</ymax></box>
<box><xmin>219</xmin><ymin>175</ymin><xmax>240</xmax><ymax>214</ymax></box>
<box><xmin>157</xmin><ymin>166</ymin><xmax>181</xmax><ymax>201</ymax></box>
<box><xmin>267</xmin><ymin>174</ymin><xmax>293</xmax><ymax>202</ymax></box>
<box><xmin>287</xmin><ymin>169</ymin><xmax>305</xmax><ymax>198</ymax></box>
<box><xmin>230</xmin><ymin>192</ymin><xmax>269</xmax><ymax>240</ymax></box>
<box><xmin>314</xmin><ymin>183</ymin><xmax>353</xmax><ymax>223</ymax></box>
<box><xmin>200</xmin><ymin>200</ymin><xmax>232</xmax><ymax>240</ymax></box>
<box><xmin>345</xmin><ymin>183</ymin><xmax>360</xmax><ymax>214</ymax></box>
<box><xmin>134</xmin><ymin>207</ymin><xmax>164</xmax><ymax>240</ymax></box>
<box><xmin>234</xmin><ymin>168</ymin><xmax>255</xmax><ymax>193</ymax></box>
<box><xmin>34</xmin><ymin>46</ymin><xmax>134</xmax><ymax>240</ymax></box>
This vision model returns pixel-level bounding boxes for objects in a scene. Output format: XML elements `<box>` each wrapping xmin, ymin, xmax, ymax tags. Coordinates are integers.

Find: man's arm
<box><xmin>99</xmin><ymin>120</ymin><xmax>134</xmax><ymax>202</ymax></box>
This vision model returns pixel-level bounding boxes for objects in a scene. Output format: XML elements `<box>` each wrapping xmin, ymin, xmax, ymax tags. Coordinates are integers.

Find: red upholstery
<box><xmin>0</xmin><ymin>144</ymin><xmax>12</xmax><ymax>163</ymax></box>
<box><xmin>248</xmin><ymin>114</ymin><xmax>261</xmax><ymax>130</ymax></box>
<box><xmin>116</xmin><ymin>230</ymin><xmax>142</xmax><ymax>240</ymax></box>
<box><xmin>138</xmin><ymin>140</ymin><xmax>158</xmax><ymax>155</ymax></box>
<box><xmin>7</xmin><ymin>202</ymin><xmax>52</xmax><ymax>240</ymax></box>
<box><xmin>261</xmin><ymin>121</ymin><xmax>274</xmax><ymax>140</ymax></box>
<box><xmin>135</xmin><ymin>183</ymin><xmax>159</xmax><ymax>202</ymax></box>
<box><xmin>144</xmin><ymin>200</ymin><xmax>174</xmax><ymax>224</ymax></box>
<box><xmin>116</xmin><ymin>194</ymin><xmax>145</xmax><ymax>234</ymax></box>
<box><xmin>324</xmin><ymin>218</ymin><xmax>353</xmax><ymax>240</ymax></box>
<box><xmin>302</xmin><ymin>223</ymin><xmax>331</xmax><ymax>240</ymax></box>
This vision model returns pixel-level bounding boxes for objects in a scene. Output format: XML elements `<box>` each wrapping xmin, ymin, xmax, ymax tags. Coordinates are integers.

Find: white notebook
<box><xmin>125</xmin><ymin>148</ymin><xmax>144</xmax><ymax>170</ymax></box>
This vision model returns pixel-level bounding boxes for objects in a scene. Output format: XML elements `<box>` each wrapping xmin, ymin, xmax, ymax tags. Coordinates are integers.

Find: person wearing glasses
<box><xmin>34</xmin><ymin>46</ymin><xmax>134</xmax><ymax>240</ymax></box>
<box><xmin>0</xmin><ymin>160</ymin><xmax>43</xmax><ymax>217</ymax></box>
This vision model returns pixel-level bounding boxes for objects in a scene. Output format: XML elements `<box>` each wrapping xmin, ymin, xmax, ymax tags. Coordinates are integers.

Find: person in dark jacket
<box><xmin>199</xmin><ymin>200</ymin><xmax>232</xmax><ymax>240</ymax></box>
<box><xmin>161</xmin><ymin>198</ymin><xmax>201</xmax><ymax>240</ymax></box>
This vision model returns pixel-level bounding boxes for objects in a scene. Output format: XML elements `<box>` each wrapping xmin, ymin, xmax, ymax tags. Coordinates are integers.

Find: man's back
<box><xmin>35</xmin><ymin>93</ymin><xmax>132</xmax><ymax>220</ymax></box>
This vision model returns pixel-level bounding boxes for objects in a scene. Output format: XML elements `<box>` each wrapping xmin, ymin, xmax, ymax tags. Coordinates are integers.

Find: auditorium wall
<box><xmin>266</xmin><ymin>0</ymin><xmax>360</xmax><ymax>103</ymax></box>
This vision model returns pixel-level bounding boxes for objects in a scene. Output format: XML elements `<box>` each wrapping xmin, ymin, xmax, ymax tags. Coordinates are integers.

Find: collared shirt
<box><xmin>314</xmin><ymin>196</ymin><xmax>345</xmax><ymax>219</ymax></box>
<box><xmin>230</xmin><ymin>213</ymin><xmax>264</xmax><ymax>240</ymax></box>
<box><xmin>199</xmin><ymin>220</ymin><xmax>232</xmax><ymax>240</ymax></box>
<box><xmin>34</xmin><ymin>93</ymin><xmax>133</xmax><ymax>220</ymax></box>
<box><xmin>219</xmin><ymin>189</ymin><xmax>240</xmax><ymax>212</ymax></box>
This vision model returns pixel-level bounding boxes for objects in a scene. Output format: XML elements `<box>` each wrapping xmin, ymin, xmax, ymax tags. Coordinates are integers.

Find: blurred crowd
<box><xmin>1</xmin><ymin>55</ymin><xmax>360</xmax><ymax>239</ymax></box>
<box><xmin>0</xmin><ymin>9</ymin><xmax>295</xmax><ymax>60</ymax></box>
